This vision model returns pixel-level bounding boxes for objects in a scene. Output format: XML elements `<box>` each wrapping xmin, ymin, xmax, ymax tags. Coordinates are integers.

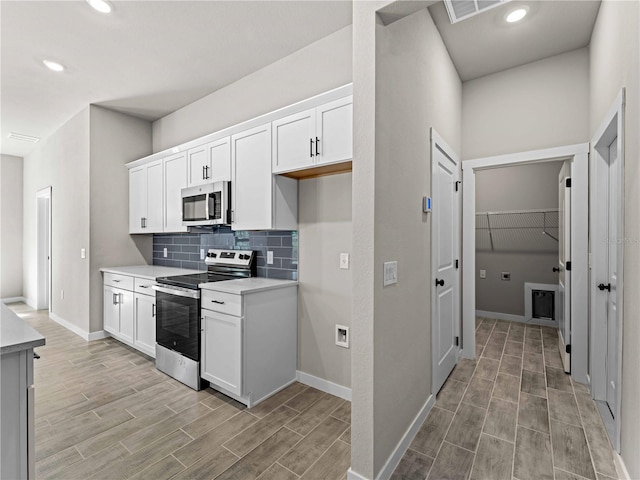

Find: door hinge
<box><xmin>566</xmin><ymin>178</ymin><xmax>572</xmax><ymax>188</ymax></box>
<box><xmin>455</xmin><ymin>259</ymin><xmax>459</xmax><ymax>269</ymax></box>
<box><xmin>455</xmin><ymin>336</ymin><xmax>459</xmax><ymax>346</ymax></box>
<box><xmin>566</xmin><ymin>261</ymin><xmax>572</xmax><ymax>271</ymax></box>
<box><xmin>455</xmin><ymin>180</ymin><xmax>461</xmax><ymax>192</ymax></box>
<box><xmin>566</xmin><ymin>344</ymin><xmax>571</xmax><ymax>354</ymax></box>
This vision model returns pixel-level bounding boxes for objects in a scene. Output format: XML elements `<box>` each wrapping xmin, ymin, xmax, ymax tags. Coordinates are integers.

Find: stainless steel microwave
<box><xmin>181</xmin><ymin>182</ymin><xmax>230</xmax><ymax>226</ymax></box>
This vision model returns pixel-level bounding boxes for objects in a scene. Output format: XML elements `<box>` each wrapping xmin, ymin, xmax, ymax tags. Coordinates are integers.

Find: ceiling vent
<box><xmin>444</xmin><ymin>0</ymin><xmax>511</xmax><ymax>23</ymax></box>
<box><xmin>8</xmin><ymin>132</ymin><xmax>40</xmax><ymax>143</ymax></box>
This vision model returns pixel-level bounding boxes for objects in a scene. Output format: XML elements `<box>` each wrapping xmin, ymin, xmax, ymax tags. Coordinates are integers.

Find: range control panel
<box><xmin>205</xmin><ymin>249</ymin><xmax>254</xmax><ymax>266</ymax></box>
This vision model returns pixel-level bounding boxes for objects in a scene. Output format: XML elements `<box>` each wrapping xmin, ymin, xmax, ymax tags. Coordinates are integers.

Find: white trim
<box><xmin>1</xmin><ymin>297</ymin><xmax>26</xmax><ymax>304</ymax></box>
<box><xmin>347</xmin><ymin>469</ymin><xmax>370</xmax><ymax>480</ymax></box>
<box><xmin>36</xmin><ymin>186</ymin><xmax>52</xmax><ymax>314</ymax></box>
<box><xmin>25</xmin><ymin>297</ymin><xmax>37</xmax><ymax>309</ymax></box>
<box><xmin>87</xmin><ymin>330</ymin><xmax>109</xmax><ymax>341</ymax></box>
<box><xmin>615</xmin><ymin>452</ymin><xmax>631</xmax><ymax>480</ymax></box>
<box><xmin>296</xmin><ymin>371</ymin><xmax>351</xmax><ymax>401</ymax></box>
<box><xmin>524</xmin><ymin>282</ymin><xmax>559</xmax><ymax>325</ymax></box>
<box><xmin>375</xmin><ymin>394</ymin><xmax>435</xmax><ymax>480</ymax></box>
<box><xmin>463</xmin><ymin>143</ymin><xmax>590</xmax><ymax>382</ymax></box>
<box><xmin>476</xmin><ymin>310</ymin><xmax>558</xmax><ymax>328</ymax></box>
<box><xmin>49</xmin><ymin>312</ymin><xmax>95</xmax><ymax>342</ymax></box>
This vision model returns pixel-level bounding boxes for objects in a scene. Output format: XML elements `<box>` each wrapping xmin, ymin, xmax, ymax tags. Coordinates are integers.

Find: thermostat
<box><xmin>422</xmin><ymin>196</ymin><xmax>432</xmax><ymax>213</ymax></box>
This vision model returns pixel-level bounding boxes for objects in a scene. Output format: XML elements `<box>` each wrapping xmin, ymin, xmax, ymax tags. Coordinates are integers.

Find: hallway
<box><xmin>391</xmin><ymin>318</ymin><xmax>620</xmax><ymax>480</ymax></box>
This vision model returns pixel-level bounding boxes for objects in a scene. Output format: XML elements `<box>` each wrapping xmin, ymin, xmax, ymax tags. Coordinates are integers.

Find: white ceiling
<box><xmin>428</xmin><ymin>0</ymin><xmax>601</xmax><ymax>81</ymax></box>
<box><xmin>0</xmin><ymin>1</ymin><xmax>352</xmax><ymax>157</ymax></box>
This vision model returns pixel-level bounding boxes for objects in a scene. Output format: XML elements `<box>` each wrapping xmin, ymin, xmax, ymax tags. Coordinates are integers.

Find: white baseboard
<box><xmin>49</xmin><ymin>312</ymin><xmax>104</xmax><ymax>342</ymax></box>
<box><xmin>476</xmin><ymin>310</ymin><xmax>557</xmax><ymax>328</ymax></box>
<box><xmin>347</xmin><ymin>469</ymin><xmax>369</xmax><ymax>480</ymax></box>
<box><xmin>1</xmin><ymin>296</ymin><xmax>26</xmax><ymax>304</ymax></box>
<box><xmin>296</xmin><ymin>371</ymin><xmax>351</xmax><ymax>401</ymax></box>
<box><xmin>615</xmin><ymin>452</ymin><xmax>631</xmax><ymax>480</ymax></box>
<box><xmin>25</xmin><ymin>297</ymin><xmax>38</xmax><ymax>309</ymax></box>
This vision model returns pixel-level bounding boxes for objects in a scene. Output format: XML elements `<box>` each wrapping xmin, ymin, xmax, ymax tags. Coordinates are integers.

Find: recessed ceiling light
<box><xmin>86</xmin><ymin>0</ymin><xmax>112</xmax><ymax>14</ymax></box>
<box><xmin>506</xmin><ymin>8</ymin><xmax>528</xmax><ymax>23</ymax></box>
<box><xmin>8</xmin><ymin>132</ymin><xmax>40</xmax><ymax>143</ymax></box>
<box><xmin>42</xmin><ymin>60</ymin><xmax>65</xmax><ymax>72</ymax></box>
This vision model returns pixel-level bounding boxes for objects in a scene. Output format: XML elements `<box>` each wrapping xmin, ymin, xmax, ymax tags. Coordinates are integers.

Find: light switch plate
<box><xmin>81</xmin><ymin>248</ymin><xmax>86</xmax><ymax>259</ymax></box>
<box><xmin>200</xmin><ymin>249</ymin><xmax>205</xmax><ymax>260</ymax></box>
<box><xmin>163</xmin><ymin>248</ymin><xmax>168</xmax><ymax>258</ymax></box>
<box><xmin>383</xmin><ymin>261</ymin><xmax>398</xmax><ymax>286</ymax></box>
<box><xmin>480</xmin><ymin>269</ymin><xmax>486</xmax><ymax>279</ymax></box>
<box><xmin>340</xmin><ymin>253</ymin><xmax>350</xmax><ymax>270</ymax></box>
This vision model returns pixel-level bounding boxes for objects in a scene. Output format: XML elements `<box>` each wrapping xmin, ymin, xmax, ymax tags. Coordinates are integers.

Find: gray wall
<box><xmin>298</xmin><ymin>173</ymin><xmax>352</xmax><ymax>388</ymax></box>
<box><xmin>476</xmin><ymin>162</ymin><xmax>562</xmax><ymax>316</ymax></box>
<box><xmin>89</xmin><ymin>106</ymin><xmax>153</xmax><ymax>333</ymax></box>
<box><xmin>352</xmin><ymin>3</ymin><xmax>462</xmax><ymax>477</ymax></box>
<box><xmin>590</xmin><ymin>0</ymin><xmax>640</xmax><ymax>476</ymax></box>
<box><xmin>150</xmin><ymin>26</ymin><xmax>354</xmax><ymax>389</ymax></box>
<box><xmin>152</xmin><ymin>26</ymin><xmax>352</xmax><ymax>152</ymax></box>
<box><xmin>462</xmin><ymin>47</ymin><xmax>590</xmax><ymax>160</ymax></box>
<box><xmin>1</xmin><ymin>155</ymin><xmax>23</xmax><ymax>299</ymax></box>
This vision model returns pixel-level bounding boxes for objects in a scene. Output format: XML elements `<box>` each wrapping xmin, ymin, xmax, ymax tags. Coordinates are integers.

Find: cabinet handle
<box><xmin>113</xmin><ymin>293</ymin><xmax>118</xmax><ymax>305</ymax></box>
<box><xmin>152</xmin><ymin>304</ymin><xmax>156</xmax><ymax>317</ymax></box>
<box><xmin>211</xmin><ymin>300</ymin><xmax>225</xmax><ymax>305</ymax></box>
<box><xmin>205</xmin><ymin>165</ymin><xmax>210</xmax><ymax>179</ymax></box>
<box><xmin>202</xmin><ymin>165</ymin><xmax>206</xmax><ymax>180</ymax></box>
<box><xmin>139</xmin><ymin>284</ymin><xmax>148</xmax><ymax>288</ymax></box>
<box><xmin>315</xmin><ymin>136</ymin><xmax>320</xmax><ymax>156</ymax></box>
<box><xmin>113</xmin><ymin>279</ymin><xmax>121</xmax><ymax>283</ymax></box>
<box><xmin>310</xmin><ymin>138</ymin><xmax>315</xmax><ymax>158</ymax></box>
<box><xmin>141</xmin><ymin>217</ymin><xmax>144</xmax><ymax>229</ymax></box>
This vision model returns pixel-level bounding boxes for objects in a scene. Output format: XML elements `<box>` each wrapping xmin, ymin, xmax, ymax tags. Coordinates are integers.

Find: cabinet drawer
<box><xmin>104</xmin><ymin>273</ymin><xmax>134</xmax><ymax>290</ymax></box>
<box><xmin>201</xmin><ymin>289</ymin><xmax>241</xmax><ymax>316</ymax></box>
<box><xmin>134</xmin><ymin>277</ymin><xmax>157</xmax><ymax>295</ymax></box>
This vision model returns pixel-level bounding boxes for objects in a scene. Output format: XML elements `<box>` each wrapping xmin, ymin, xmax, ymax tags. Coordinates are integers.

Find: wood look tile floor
<box><xmin>9</xmin><ymin>303</ymin><xmax>350</xmax><ymax>480</ymax></box>
<box><xmin>391</xmin><ymin>318</ymin><xmax>621</xmax><ymax>480</ymax></box>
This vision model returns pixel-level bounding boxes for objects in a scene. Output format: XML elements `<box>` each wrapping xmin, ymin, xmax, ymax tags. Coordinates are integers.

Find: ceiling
<box><xmin>0</xmin><ymin>1</ymin><xmax>352</xmax><ymax>157</ymax></box>
<box><xmin>428</xmin><ymin>0</ymin><xmax>601</xmax><ymax>81</ymax></box>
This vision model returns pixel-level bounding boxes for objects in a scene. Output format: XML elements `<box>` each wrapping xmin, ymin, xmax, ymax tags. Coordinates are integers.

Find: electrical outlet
<box><xmin>480</xmin><ymin>269</ymin><xmax>486</xmax><ymax>279</ymax></box>
<box><xmin>200</xmin><ymin>249</ymin><xmax>205</xmax><ymax>260</ymax></box>
<box><xmin>335</xmin><ymin>325</ymin><xmax>350</xmax><ymax>348</ymax></box>
<box><xmin>163</xmin><ymin>247</ymin><xmax>168</xmax><ymax>258</ymax></box>
<box><xmin>340</xmin><ymin>253</ymin><xmax>350</xmax><ymax>270</ymax></box>
<box><xmin>267</xmin><ymin>251</ymin><xmax>274</xmax><ymax>265</ymax></box>
<box><xmin>383</xmin><ymin>261</ymin><xmax>398</xmax><ymax>286</ymax></box>
<box><xmin>60</xmin><ymin>290</ymin><xmax>64</xmax><ymax>300</ymax></box>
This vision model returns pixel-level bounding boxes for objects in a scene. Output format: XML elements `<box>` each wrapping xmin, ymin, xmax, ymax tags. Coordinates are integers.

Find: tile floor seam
<box><xmin>171</xmin><ymin>453</ymin><xmax>188</xmax><ymax>469</ymax></box>
<box><xmin>540</xmin><ymin>330</ymin><xmax>558</xmax><ymax>480</ymax></box>
<box><xmin>512</xmin><ymin>322</ymin><xmax>526</xmax><ymax>480</ymax></box>
<box><xmin>276</xmin><ymin>460</ymin><xmax>302</xmax><ymax>478</ymax></box>
<box><xmin>288</xmin><ymin>433</ymin><xmax>341</xmax><ymax>478</ymax></box>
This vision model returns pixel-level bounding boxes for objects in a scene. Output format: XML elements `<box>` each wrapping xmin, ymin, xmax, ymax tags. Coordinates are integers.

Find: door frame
<box><xmin>36</xmin><ymin>186</ymin><xmax>52</xmax><ymax>313</ymax></box>
<box><xmin>590</xmin><ymin>88</ymin><xmax>625</xmax><ymax>452</ymax></box>
<box><xmin>431</xmin><ymin>128</ymin><xmax>461</xmax><ymax>394</ymax></box>
<box><xmin>461</xmin><ymin>144</ymin><xmax>589</xmax><ymax>384</ymax></box>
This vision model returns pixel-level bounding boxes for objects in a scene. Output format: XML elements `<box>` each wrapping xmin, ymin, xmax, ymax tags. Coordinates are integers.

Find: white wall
<box><xmin>462</xmin><ymin>47</ymin><xmax>590</xmax><ymax>160</ymax></box>
<box><xmin>298</xmin><ymin>173</ymin><xmax>352</xmax><ymax>388</ymax></box>
<box><xmin>89</xmin><ymin>106</ymin><xmax>153</xmax><ymax>332</ymax></box>
<box><xmin>23</xmin><ymin>108</ymin><xmax>91</xmax><ymax>330</ymax></box>
<box><xmin>152</xmin><ymin>26</ymin><xmax>352</xmax><ymax>152</ymax></box>
<box><xmin>475</xmin><ymin>162</ymin><xmax>562</xmax><ymax>316</ymax></box>
<box><xmin>0</xmin><ymin>155</ymin><xmax>23</xmax><ymax>299</ymax></box>
<box><xmin>589</xmin><ymin>0</ymin><xmax>640</xmax><ymax>476</ymax></box>
<box><xmin>352</xmin><ymin>4</ymin><xmax>462</xmax><ymax>477</ymax></box>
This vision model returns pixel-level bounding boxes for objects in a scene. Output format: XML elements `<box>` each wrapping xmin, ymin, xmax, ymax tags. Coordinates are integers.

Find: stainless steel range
<box><xmin>152</xmin><ymin>249</ymin><xmax>256</xmax><ymax>390</ymax></box>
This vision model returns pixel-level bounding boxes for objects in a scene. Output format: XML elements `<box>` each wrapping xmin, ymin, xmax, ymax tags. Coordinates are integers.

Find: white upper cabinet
<box><xmin>187</xmin><ymin>137</ymin><xmax>231</xmax><ymax>187</ymax></box>
<box><xmin>231</xmin><ymin>124</ymin><xmax>297</xmax><ymax>231</ymax></box>
<box><xmin>129</xmin><ymin>159</ymin><xmax>163</xmax><ymax>234</ymax></box>
<box><xmin>164</xmin><ymin>152</ymin><xmax>188</xmax><ymax>233</ymax></box>
<box><xmin>272</xmin><ymin>95</ymin><xmax>352</xmax><ymax>175</ymax></box>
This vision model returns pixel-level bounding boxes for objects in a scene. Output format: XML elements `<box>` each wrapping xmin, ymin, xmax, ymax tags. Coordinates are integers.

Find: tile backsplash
<box><xmin>152</xmin><ymin>228</ymin><xmax>298</xmax><ymax>280</ymax></box>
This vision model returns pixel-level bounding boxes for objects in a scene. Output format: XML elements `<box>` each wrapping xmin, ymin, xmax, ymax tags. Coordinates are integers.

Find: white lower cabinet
<box><xmin>200</xmin><ymin>284</ymin><xmax>297</xmax><ymax>407</ymax></box>
<box><xmin>103</xmin><ymin>273</ymin><xmax>156</xmax><ymax>358</ymax></box>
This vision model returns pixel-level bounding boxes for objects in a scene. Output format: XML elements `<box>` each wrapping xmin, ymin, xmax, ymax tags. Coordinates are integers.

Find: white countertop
<box><xmin>1</xmin><ymin>304</ymin><xmax>46</xmax><ymax>355</ymax></box>
<box><xmin>100</xmin><ymin>265</ymin><xmax>205</xmax><ymax>280</ymax></box>
<box><xmin>199</xmin><ymin>277</ymin><xmax>298</xmax><ymax>294</ymax></box>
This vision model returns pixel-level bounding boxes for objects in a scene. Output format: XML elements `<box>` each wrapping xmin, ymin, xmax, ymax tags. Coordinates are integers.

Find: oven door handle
<box><xmin>151</xmin><ymin>285</ymin><xmax>200</xmax><ymax>299</ymax></box>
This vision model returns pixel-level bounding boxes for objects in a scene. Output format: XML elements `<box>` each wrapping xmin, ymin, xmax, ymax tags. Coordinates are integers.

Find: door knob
<box><xmin>435</xmin><ymin>278</ymin><xmax>444</xmax><ymax>287</ymax></box>
<box><xmin>597</xmin><ymin>283</ymin><xmax>611</xmax><ymax>291</ymax></box>
<box><xmin>553</xmin><ymin>267</ymin><xmax>560</xmax><ymax>272</ymax></box>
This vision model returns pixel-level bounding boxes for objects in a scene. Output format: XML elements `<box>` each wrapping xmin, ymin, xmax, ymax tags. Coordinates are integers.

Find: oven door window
<box><xmin>155</xmin><ymin>291</ymin><xmax>199</xmax><ymax>361</ymax></box>
<box><xmin>183</xmin><ymin>193</ymin><xmax>208</xmax><ymax>222</ymax></box>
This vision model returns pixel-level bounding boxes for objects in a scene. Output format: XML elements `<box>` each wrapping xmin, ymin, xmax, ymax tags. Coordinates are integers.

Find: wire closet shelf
<box><xmin>476</xmin><ymin>208</ymin><xmax>559</xmax><ymax>253</ymax></box>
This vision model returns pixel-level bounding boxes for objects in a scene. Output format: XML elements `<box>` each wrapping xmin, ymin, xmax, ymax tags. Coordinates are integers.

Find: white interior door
<box><xmin>431</xmin><ymin>132</ymin><xmax>460</xmax><ymax>394</ymax></box>
<box><xmin>558</xmin><ymin>161</ymin><xmax>572</xmax><ymax>372</ymax></box>
<box><xmin>36</xmin><ymin>187</ymin><xmax>51</xmax><ymax>311</ymax></box>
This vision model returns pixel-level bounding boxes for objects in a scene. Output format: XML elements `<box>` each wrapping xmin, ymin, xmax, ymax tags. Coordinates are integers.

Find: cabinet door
<box><xmin>187</xmin><ymin>145</ymin><xmax>210</xmax><ymax>187</ymax></box>
<box><xmin>134</xmin><ymin>294</ymin><xmax>156</xmax><ymax>358</ymax></box>
<box><xmin>145</xmin><ymin>160</ymin><xmax>164</xmax><ymax>232</ymax></box>
<box><xmin>208</xmin><ymin>137</ymin><xmax>231</xmax><ymax>182</ymax></box>
<box><xmin>129</xmin><ymin>166</ymin><xmax>147</xmax><ymax>234</ymax></box>
<box><xmin>103</xmin><ymin>286</ymin><xmax>120</xmax><ymax>335</ymax></box>
<box><xmin>316</xmin><ymin>96</ymin><xmax>353</xmax><ymax>166</ymax></box>
<box><xmin>231</xmin><ymin>123</ymin><xmax>273</xmax><ymax>231</ymax></box>
<box><xmin>272</xmin><ymin>108</ymin><xmax>316</xmax><ymax>174</ymax></box>
<box><xmin>119</xmin><ymin>290</ymin><xmax>134</xmax><ymax>345</ymax></box>
<box><xmin>164</xmin><ymin>153</ymin><xmax>188</xmax><ymax>233</ymax></box>
<box><xmin>201</xmin><ymin>310</ymin><xmax>242</xmax><ymax>396</ymax></box>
